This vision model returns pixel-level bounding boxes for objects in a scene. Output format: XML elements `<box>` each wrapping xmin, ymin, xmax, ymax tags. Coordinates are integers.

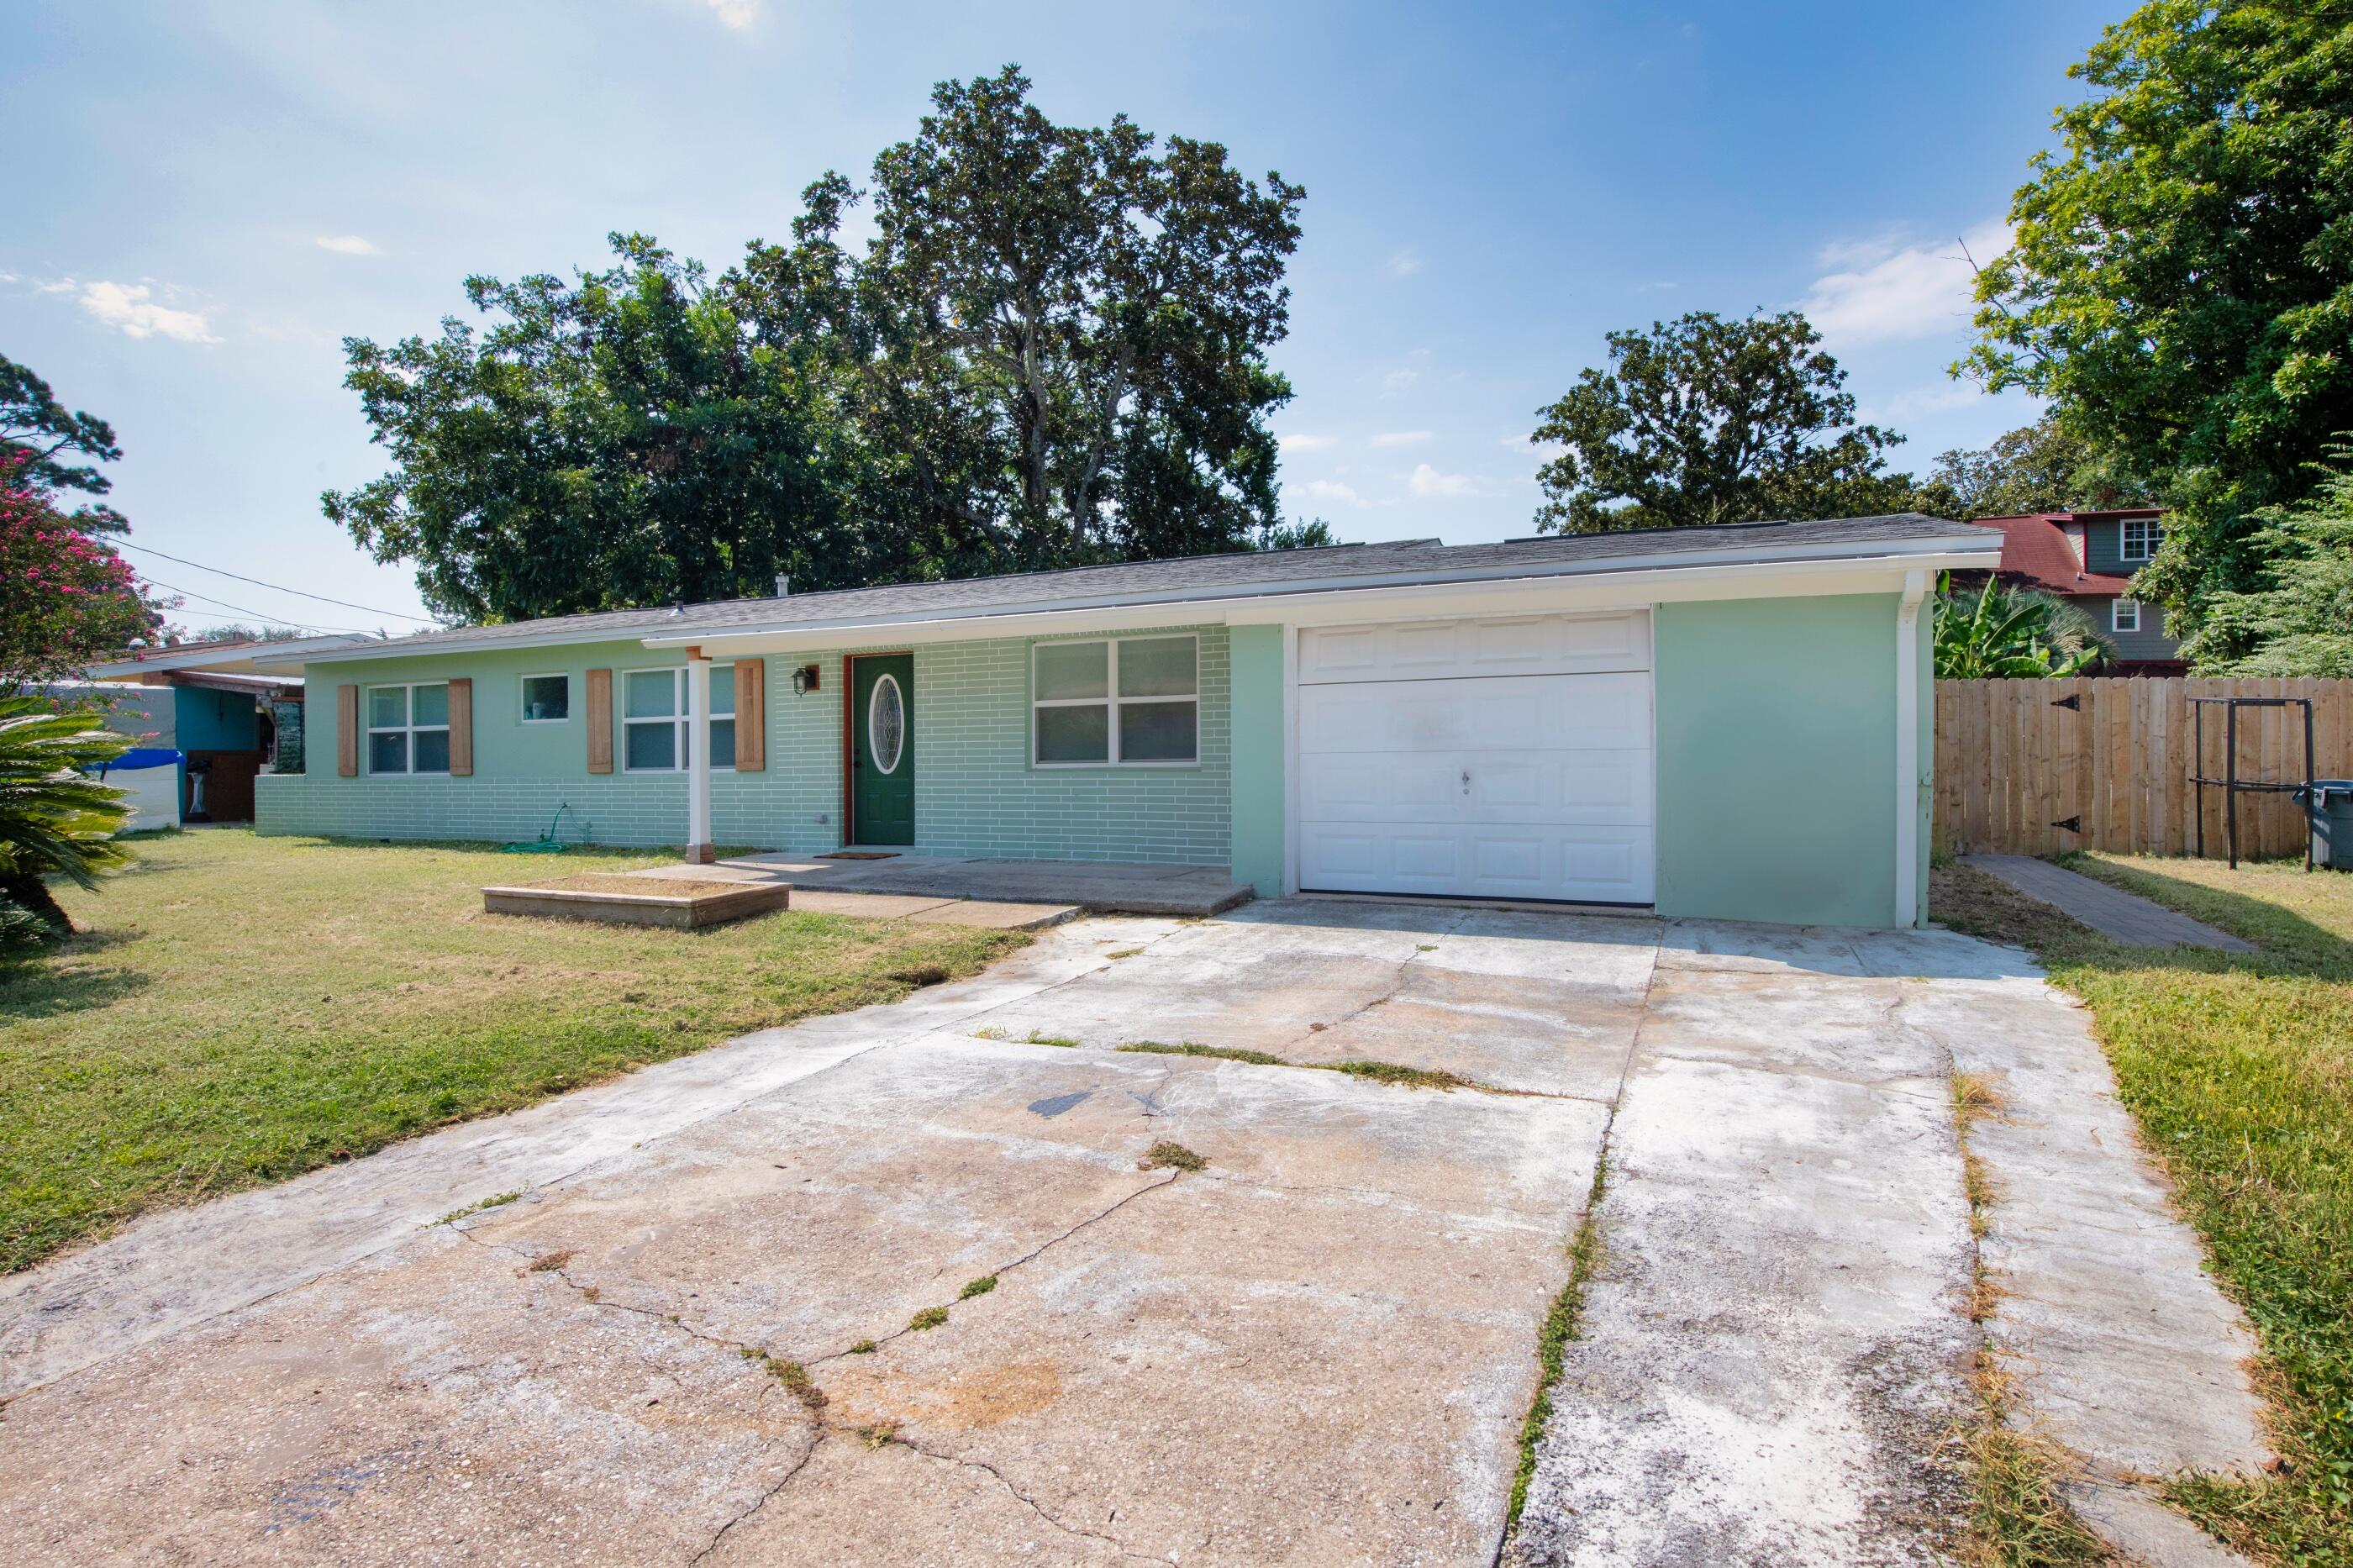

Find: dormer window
<box><xmin>2120</xmin><ymin>518</ymin><xmax>2163</xmax><ymax>561</ymax></box>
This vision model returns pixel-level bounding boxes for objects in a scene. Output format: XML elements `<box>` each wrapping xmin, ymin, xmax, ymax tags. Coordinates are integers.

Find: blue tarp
<box><xmin>99</xmin><ymin>747</ymin><xmax>184</xmax><ymax>774</ymax></box>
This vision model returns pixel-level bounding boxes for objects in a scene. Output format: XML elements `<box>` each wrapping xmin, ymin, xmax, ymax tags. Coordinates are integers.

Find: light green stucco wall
<box><xmin>1654</xmin><ymin>593</ymin><xmax>1921</xmax><ymax>928</ymax></box>
<box><xmin>1227</xmin><ymin>624</ymin><xmax>1285</xmax><ymax>895</ymax></box>
<box><xmin>260</xmin><ymin>626</ymin><xmax>1233</xmax><ymax>865</ymax></box>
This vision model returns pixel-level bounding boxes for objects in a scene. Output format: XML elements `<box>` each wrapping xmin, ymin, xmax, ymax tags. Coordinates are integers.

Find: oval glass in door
<box><xmin>868</xmin><ymin>674</ymin><xmax>905</xmax><ymax>775</ymax></box>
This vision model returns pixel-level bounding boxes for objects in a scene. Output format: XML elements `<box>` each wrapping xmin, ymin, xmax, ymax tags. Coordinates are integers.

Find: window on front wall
<box><xmin>1032</xmin><ymin>635</ymin><xmax>1198</xmax><ymax>766</ymax></box>
<box><xmin>621</xmin><ymin>666</ymin><xmax>735</xmax><ymax>772</ymax></box>
<box><xmin>366</xmin><ymin>683</ymin><xmax>450</xmax><ymax>775</ymax></box>
<box><xmin>2113</xmin><ymin>599</ymin><xmax>2141</xmax><ymax>633</ymax></box>
<box><xmin>2120</xmin><ymin>518</ymin><xmax>2163</xmax><ymax>561</ymax></box>
<box><xmin>521</xmin><ymin>673</ymin><xmax>570</xmax><ymax>723</ymax></box>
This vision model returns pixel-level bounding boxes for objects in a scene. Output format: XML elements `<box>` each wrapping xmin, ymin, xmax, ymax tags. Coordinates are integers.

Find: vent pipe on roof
<box><xmin>775</xmin><ymin>574</ymin><xmax>790</xmax><ymax>597</ymax></box>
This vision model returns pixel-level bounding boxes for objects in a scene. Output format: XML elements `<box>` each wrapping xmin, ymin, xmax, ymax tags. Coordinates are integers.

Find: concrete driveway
<box><xmin>0</xmin><ymin>899</ymin><xmax>2266</xmax><ymax>1565</ymax></box>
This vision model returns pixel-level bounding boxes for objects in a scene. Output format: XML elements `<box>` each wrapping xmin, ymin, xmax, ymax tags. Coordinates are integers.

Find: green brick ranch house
<box><xmin>251</xmin><ymin>514</ymin><xmax>2001</xmax><ymax>929</ymax></box>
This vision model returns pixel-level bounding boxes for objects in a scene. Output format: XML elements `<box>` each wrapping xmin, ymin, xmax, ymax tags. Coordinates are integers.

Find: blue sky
<box><xmin>3</xmin><ymin>0</ymin><xmax>2116</xmax><ymax>631</ymax></box>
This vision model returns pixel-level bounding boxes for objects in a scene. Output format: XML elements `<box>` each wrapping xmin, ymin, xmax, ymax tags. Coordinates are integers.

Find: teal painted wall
<box><xmin>260</xmin><ymin>625</ymin><xmax>1233</xmax><ymax>865</ymax></box>
<box><xmin>1654</xmin><ymin>594</ymin><xmax>1912</xmax><ymax>928</ymax></box>
<box><xmin>173</xmin><ymin>684</ymin><xmax>260</xmax><ymax>808</ymax></box>
<box><xmin>1228</xmin><ymin>624</ymin><xmax>1285</xmax><ymax>895</ymax></box>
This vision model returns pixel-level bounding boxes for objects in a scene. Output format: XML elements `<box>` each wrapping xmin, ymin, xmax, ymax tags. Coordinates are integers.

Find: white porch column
<box><xmin>686</xmin><ymin>646</ymin><xmax>715</xmax><ymax>864</ymax></box>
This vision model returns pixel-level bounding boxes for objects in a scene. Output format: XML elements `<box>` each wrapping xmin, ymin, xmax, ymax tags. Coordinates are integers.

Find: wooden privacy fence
<box><xmin>1935</xmin><ymin>678</ymin><xmax>2353</xmax><ymax>859</ymax></box>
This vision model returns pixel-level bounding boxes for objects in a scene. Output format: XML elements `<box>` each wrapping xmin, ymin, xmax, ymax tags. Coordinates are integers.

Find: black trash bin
<box><xmin>2297</xmin><ymin>781</ymin><xmax>2353</xmax><ymax>870</ymax></box>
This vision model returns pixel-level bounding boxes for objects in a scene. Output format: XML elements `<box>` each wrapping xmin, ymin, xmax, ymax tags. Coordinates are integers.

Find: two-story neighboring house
<box><xmin>1967</xmin><ymin>508</ymin><xmax>2184</xmax><ymax>673</ymax></box>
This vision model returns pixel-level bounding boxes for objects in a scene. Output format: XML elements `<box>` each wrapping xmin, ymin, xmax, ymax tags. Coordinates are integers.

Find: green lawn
<box><xmin>1933</xmin><ymin>855</ymin><xmax>2353</xmax><ymax>1565</ymax></box>
<box><xmin>1</xmin><ymin>830</ymin><xmax>1029</xmax><ymax>1275</ymax></box>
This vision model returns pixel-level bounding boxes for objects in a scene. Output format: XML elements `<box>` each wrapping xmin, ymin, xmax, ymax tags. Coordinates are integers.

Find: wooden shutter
<box><xmin>587</xmin><ymin>669</ymin><xmax>613</xmax><ymax>774</ymax></box>
<box><xmin>734</xmin><ymin>660</ymin><xmax>766</xmax><ymax>771</ymax></box>
<box><xmin>446</xmin><ymin>678</ymin><xmax>473</xmax><ymax>776</ymax></box>
<box><xmin>337</xmin><ymin>684</ymin><xmax>359</xmax><ymax>776</ymax></box>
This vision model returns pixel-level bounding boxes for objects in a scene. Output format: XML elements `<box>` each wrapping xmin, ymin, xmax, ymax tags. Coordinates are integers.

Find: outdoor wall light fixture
<box><xmin>790</xmin><ymin>664</ymin><xmax>821</xmax><ymax>696</ymax></box>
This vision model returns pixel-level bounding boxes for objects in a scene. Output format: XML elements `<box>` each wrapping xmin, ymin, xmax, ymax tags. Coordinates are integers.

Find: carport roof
<box><xmin>268</xmin><ymin>512</ymin><xmax>1999</xmax><ymax>666</ymax></box>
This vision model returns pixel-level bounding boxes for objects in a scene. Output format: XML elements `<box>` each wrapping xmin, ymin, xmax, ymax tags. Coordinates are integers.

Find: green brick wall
<box><xmin>259</xmin><ymin>624</ymin><xmax>1234</xmax><ymax>866</ymax></box>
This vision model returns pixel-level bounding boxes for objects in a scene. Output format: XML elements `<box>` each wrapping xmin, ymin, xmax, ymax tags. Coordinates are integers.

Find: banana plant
<box><xmin>1933</xmin><ymin>572</ymin><xmax>2111</xmax><ymax>679</ymax></box>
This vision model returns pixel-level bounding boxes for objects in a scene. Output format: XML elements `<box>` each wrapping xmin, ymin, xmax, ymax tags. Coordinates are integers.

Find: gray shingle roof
<box><xmin>289</xmin><ymin>513</ymin><xmax>1996</xmax><ymax>660</ymax></box>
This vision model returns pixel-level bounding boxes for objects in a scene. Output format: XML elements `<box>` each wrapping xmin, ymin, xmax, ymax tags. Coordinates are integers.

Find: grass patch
<box><xmin>1</xmin><ymin>831</ymin><xmax>1029</xmax><ymax>1274</ymax></box>
<box><xmin>1115</xmin><ymin>1039</ymin><xmax>1286</xmax><ymax>1066</ymax></box>
<box><xmin>908</xmin><ymin>1305</ymin><xmax>950</xmax><ymax>1331</ymax></box>
<box><xmin>1023</xmin><ymin>1030</ymin><xmax>1080</xmax><ymax>1047</ymax></box>
<box><xmin>959</xmin><ymin>1274</ymin><xmax>998</xmax><ymax>1300</ymax></box>
<box><xmin>1933</xmin><ymin>856</ymin><xmax>2353</xmax><ymax>1563</ymax></box>
<box><xmin>1508</xmin><ymin>1155</ymin><xmax>1608</xmax><ymax>1528</ymax></box>
<box><xmin>1140</xmin><ymin>1140</ymin><xmax>1205</xmax><ymax>1172</ymax></box>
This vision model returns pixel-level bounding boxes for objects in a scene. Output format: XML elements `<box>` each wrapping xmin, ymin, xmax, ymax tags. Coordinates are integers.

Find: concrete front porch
<box><xmin>624</xmin><ymin>851</ymin><xmax>1255</xmax><ymax>921</ymax></box>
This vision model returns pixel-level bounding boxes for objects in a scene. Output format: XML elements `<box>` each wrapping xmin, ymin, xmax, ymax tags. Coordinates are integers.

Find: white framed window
<box><xmin>366</xmin><ymin>682</ymin><xmax>450</xmax><ymax>776</ymax></box>
<box><xmin>620</xmin><ymin>665</ymin><xmax>735</xmax><ymax>772</ymax></box>
<box><xmin>2113</xmin><ymin>599</ymin><xmax>2141</xmax><ymax>633</ymax></box>
<box><xmin>2120</xmin><ymin>518</ymin><xmax>2163</xmax><ymax>561</ymax></box>
<box><xmin>1031</xmin><ymin>634</ymin><xmax>1198</xmax><ymax>767</ymax></box>
<box><xmin>520</xmin><ymin>673</ymin><xmax>571</xmax><ymax>723</ymax></box>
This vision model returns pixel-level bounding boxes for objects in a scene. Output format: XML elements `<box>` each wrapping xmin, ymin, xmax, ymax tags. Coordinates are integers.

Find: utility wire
<box><xmin>113</xmin><ymin>540</ymin><xmax>440</xmax><ymax>623</ymax></box>
<box><xmin>136</xmin><ymin>574</ymin><xmax>382</xmax><ymax>638</ymax></box>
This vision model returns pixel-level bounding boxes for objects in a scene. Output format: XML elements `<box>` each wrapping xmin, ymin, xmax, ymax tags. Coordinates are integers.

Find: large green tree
<box><xmin>1529</xmin><ymin>311</ymin><xmax>1942</xmax><ymax>534</ymax></box>
<box><xmin>1925</xmin><ymin>413</ymin><xmax>2157</xmax><ymax>518</ymax></box>
<box><xmin>1</xmin><ymin>350</ymin><xmax>126</xmax><ymax>533</ymax></box>
<box><xmin>1959</xmin><ymin>1</ymin><xmax>2353</xmax><ymax>635</ymax></box>
<box><xmin>2191</xmin><ymin>445</ymin><xmax>2353</xmax><ymax>675</ymax></box>
<box><xmin>330</xmin><ymin>67</ymin><xmax>1308</xmax><ymax>623</ymax></box>
<box><xmin>326</xmin><ymin>238</ymin><xmax>891</xmax><ymax>624</ymax></box>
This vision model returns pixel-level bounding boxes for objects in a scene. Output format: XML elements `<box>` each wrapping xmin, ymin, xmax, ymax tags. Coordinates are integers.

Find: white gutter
<box><xmin>264</xmin><ymin>532</ymin><xmax>1998</xmax><ymax>667</ymax></box>
<box><xmin>1893</xmin><ymin>569</ymin><xmax>1929</xmax><ymax>929</ymax></box>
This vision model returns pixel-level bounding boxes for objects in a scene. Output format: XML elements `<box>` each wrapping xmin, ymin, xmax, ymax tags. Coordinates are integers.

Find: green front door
<box><xmin>850</xmin><ymin>654</ymin><xmax>914</xmax><ymax>845</ymax></box>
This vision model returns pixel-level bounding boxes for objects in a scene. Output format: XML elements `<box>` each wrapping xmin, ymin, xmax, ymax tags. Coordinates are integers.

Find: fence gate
<box><xmin>1934</xmin><ymin>677</ymin><xmax>2353</xmax><ymax>859</ymax></box>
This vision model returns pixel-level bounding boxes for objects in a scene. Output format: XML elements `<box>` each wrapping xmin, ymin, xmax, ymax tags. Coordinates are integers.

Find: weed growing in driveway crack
<box><xmin>745</xmin><ymin>1350</ymin><xmax>829</xmax><ymax>1412</ymax></box>
<box><xmin>1329</xmin><ymin>1060</ymin><xmax>1473</xmax><ymax>1092</ymax></box>
<box><xmin>1507</xmin><ymin>1155</ymin><xmax>1607</xmax><ymax>1529</ymax></box>
<box><xmin>1118</xmin><ymin>1040</ymin><xmax>1285</xmax><ymax>1066</ymax></box>
<box><xmin>972</xmin><ymin>1026</ymin><xmax>1010</xmax><ymax>1040</ymax></box>
<box><xmin>524</xmin><ymin>1249</ymin><xmax>576</xmax><ymax>1273</ymax></box>
<box><xmin>1024</xmin><ymin>1031</ymin><xmax>1081</xmax><ymax>1047</ymax></box>
<box><xmin>434</xmin><ymin>1191</ymin><xmax>519</xmax><ymax>1225</ymax></box>
<box><xmin>1141</xmin><ymin>1140</ymin><xmax>1206</xmax><ymax>1172</ymax></box>
<box><xmin>1105</xmin><ymin>948</ymin><xmax>1143</xmax><ymax>960</ymax></box>
<box><xmin>959</xmin><ymin>1275</ymin><xmax>998</xmax><ymax>1300</ymax></box>
<box><xmin>857</xmin><ymin>1420</ymin><xmax>900</xmax><ymax>1450</ymax></box>
<box><xmin>1945</xmin><ymin>1066</ymin><xmax>2108</xmax><ymax>1566</ymax></box>
<box><xmin>848</xmin><ymin>1339</ymin><xmax>877</xmax><ymax>1355</ymax></box>
<box><xmin>908</xmin><ymin>1306</ymin><xmax>950</xmax><ymax>1331</ymax></box>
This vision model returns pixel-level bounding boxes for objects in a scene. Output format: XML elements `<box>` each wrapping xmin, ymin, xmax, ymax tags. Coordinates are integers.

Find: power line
<box><xmin>137</xmin><ymin>574</ymin><xmax>382</xmax><ymax>637</ymax></box>
<box><xmin>113</xmin><ymin>540</ymin><xmax>440</xmax><ymax>623</ymax></box>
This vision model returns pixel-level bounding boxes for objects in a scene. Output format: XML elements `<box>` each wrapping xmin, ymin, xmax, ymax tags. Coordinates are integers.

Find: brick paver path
<box><xmin>1961</xmin><ymin>855</ymin><xmax>2256</xmax><ymax>951</ymax></box>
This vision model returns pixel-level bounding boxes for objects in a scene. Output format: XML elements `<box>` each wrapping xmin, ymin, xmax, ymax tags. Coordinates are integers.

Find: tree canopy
<box><xmin>1</xmin><ymin>350</ymin><xmax>125</xmax><ymax>533</ymax></box>
<box><xmin>1529</xmin><ymin>310</ymin><xmax>1938</xmax><ymax>534</ymax></box>
<box><xmin>1959</xmin><ymin>1</ymin><xmax>2353</xmax><ymax>655</ymax></box>
<box><xmin>2188</xmin><ymin>445</ymin><xmax>2353</xmax><ymax>676</ymax></box>
<box><xmin>1924</xmin><ymin>413</ymin><xmax>2156</xmax><ymax>518</ymax></box>
<box><xmin>329</xmin><ymin>67</ymin><xmax>1312</xmax><ymax>624</ymax></box>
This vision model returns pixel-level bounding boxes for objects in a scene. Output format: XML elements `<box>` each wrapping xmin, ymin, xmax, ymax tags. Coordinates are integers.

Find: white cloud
<box><xmin>1798</xmin><ymin>218</ymin><xmax>2009</xmax><ymax>346</ymax></box>
<box><xmin>1370</xmin><ymin>430</ymin><xmax>1432</xmax><ymax>447</ymax></box>
<box><xmin>1299</xmin><ymin>478</ymin><xmax>1366</xmax><ymax>507</ymax></box>
<box><xmin>1380</xmin><ymin>367</ymin><xmax>1419</xmax><ymax>396</ymax></box>
<box><xmin>1861</xmin><ymin>382</ymin><xmax>1985</xmax><ymax>423</ymax></box>
<box><xmin>315</xmin><ymin>234</ymin><xmax>379</xmax><ymax>255</ymax></box>
<box><xmin>1407</xmin><ymin>463</ymin><xmax>1478</xmax><ymax>499</ymax></box>
<box><xmin>703</xmin><ymin>0</ymin><xmax>760</xmax><ymax>26</ymax></box>
<box><xmin>77</xmin><ymin>282</ymin><xmax>218</xmax><ymax>343</ymax></box>
<box><xmin>1278</xmin><ymin>432</ymin><xmax>1338</xmax><ymax>452</ymax></box>
<box><xmin>1384</xmin><ymin>249</ymin><xmax>1423</xmax><ymax>279</ymax></box>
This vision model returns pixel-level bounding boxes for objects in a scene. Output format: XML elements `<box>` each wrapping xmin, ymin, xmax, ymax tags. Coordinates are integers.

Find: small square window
<box><xmin>2120</xmin><ymin>518</ymin><xmax>2164</xmax><ymax>561</ymax></box>
<box><xmin>2113</xmin><ymin>599</ymin><xmax>2141</xmax><ymax>633</ymax></box>
<box><xmin>522</xmin><ymin>674</ymin><xmax>570</xmax><ymax>723</ymax></box>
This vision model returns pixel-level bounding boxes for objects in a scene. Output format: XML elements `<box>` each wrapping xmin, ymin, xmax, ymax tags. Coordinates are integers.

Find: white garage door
<box><xmin>1296</xmin><ymin>611</ymin><xmax>1655</xmax><ymax>903</ymax></box>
